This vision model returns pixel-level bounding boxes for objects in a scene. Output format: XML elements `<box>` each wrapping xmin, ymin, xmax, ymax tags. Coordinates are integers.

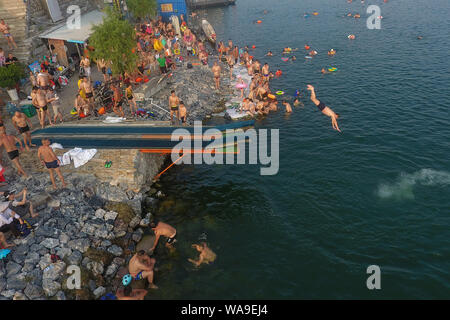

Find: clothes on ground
<box><xmin>59</xmin><ymin>148</ymin><xmax>97</xmax><ymax>168</ymax></box>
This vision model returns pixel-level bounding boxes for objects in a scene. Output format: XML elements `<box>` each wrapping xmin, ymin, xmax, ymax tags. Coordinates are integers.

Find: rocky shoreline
<box><xmin>0</xmin><ymin>53</ymin><xmax>238</xmax><ymax>300</ymax></box>
<box><xmin>0</xmin><ymin>169</ymin><xmax>168</xmax><ymax>300</ymax></box>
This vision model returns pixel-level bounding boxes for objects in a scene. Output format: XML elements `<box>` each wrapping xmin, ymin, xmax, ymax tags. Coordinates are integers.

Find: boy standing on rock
<box><xmin>37</xmin><ymin>138</ymin><xmax>67</xmax><ymax>190</ymax></box>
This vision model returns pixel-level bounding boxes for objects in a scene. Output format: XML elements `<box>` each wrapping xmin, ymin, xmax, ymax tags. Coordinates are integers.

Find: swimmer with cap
<box><xmin>307</xmin><ymin>85</ymin><xmax>341</xmax><ymax>132</ymax></box>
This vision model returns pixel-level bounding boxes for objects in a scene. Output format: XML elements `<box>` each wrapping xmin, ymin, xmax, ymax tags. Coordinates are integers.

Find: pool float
<box><xmin>304</xmin><ymin>45</ymin><xmax>310</xmax><ymax>50</ymax></box>
<box><xmin>173</xmin><ymin>48</ymin><xmax>180</xmax><ymax>55</ymax></box>
<box><xmin>313</xmin><ymin>12</ymin><xmax>319</xmax><ymax>16</ymax></box>
<box><xmin>257</xmin><ymin>20</ymin><xmax>262</xmax><ymax>24</ymax></box>
<box><xmin>0</xmin><ymin>249</ymin><xmax>11</xmax><ymax>259</ymax></box>
<box><xmin>70</xmin><ymin>108</ymin><xmax>78</xmax><ymax>115</ymax></box>
<box><xmin>192</xmin><ymin>48</ymin><xmax>196</xmax><ymax>55</ymax></box>
<box><xmin>267</xmin><ymin>94</ymin><xmax>276</xmax><ymax>99</ymax></box>
<box><xmin>122</xmin><ymin>274</ymin><xmax>132</xmax><ymax>286</ymax></box>
<box><xmin>304</xmin><ymin>14</ymin><xmax>310</xmax><ymax>18</ymax></box>
<box><xmin>252</xmin><ymin>45</ymin><xmax>256</xmax><ymax>49</ymax></box>
<box><xmin>275</xmin><ymin>70</ymin><xmax>282</xmax><ymax>76</ymax></box>
<box><xmin>281</xmin><ymin>57</ymin><xmax>289</xmax><ymax>62</ymax></box>
<box><xmin>328</xmin><ymin>67</ymin><xmax>337</xmax><ymax>72</ymax></box>
<box><xmin>276</xmin><ymin>91</ymin><xmax>284</xmax><ymax>95</ymax></box>
<box><xmin>98</xmin><ymin>107</ymin><xmax>106</xmax><ymax>115</ymax></box>
<box><xmin>305</xmin><ymin>56</ymin><xmax>312</xmax><ymax>59</ymax></box>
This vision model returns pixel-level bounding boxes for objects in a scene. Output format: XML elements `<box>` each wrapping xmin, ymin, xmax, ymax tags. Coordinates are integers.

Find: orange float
<box><xmin>257</xmin><ymin>20</ymin><xmax>262</xmax><ymax>24</ymax></box>
<box><xmin>136</xmin><ymin>77</ymin><xmax>143</xmax><ymax>82</ymax></box>
<box><xmin>98</xmin><ymin>107</ymin><xmax>106</xmax><ymax>115</ymax></box>
<box><xmin>305</xmin><ymin>45</ymin><xmax>310</xmax><ymax>50</ymax></box>
<box><xmin>252</xmin><ymin>45</ymin><xmax>256</xmax><ymax>49</ymax></box>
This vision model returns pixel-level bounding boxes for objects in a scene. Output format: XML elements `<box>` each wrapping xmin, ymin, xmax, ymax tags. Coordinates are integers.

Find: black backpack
<box><xmin>187</xmin><ymin>62</ymin><xmax>193</xmax><ymax>69</ymax></box>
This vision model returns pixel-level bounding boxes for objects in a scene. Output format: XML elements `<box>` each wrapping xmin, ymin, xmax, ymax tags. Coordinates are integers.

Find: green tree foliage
<box><xmin>126</xmin><ymin>0</ymin><xmax>157</xmax><ymax>20</ymax></box>
<box><xmin>89</xmin><ymin>7</ymin><xmax>138</xmax><ymax>76</ymax></box>
<box><xmin>0</xmin><ymin>63</ymin><xmax>26</xmax><ymax>89</ymax></box>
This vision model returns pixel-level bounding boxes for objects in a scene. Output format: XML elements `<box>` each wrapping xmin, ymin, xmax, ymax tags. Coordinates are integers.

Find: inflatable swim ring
<box><xmin>70</xmin><ymin>108</ymin><xmax>78</xmax><ymax>115</ymax></box>
<box><xmin>305</xmin><ymin>56</ymin><xmax>312</xmax><ymax>59</ymax></box>
<box><xmin>328</xmin><ymin>67</ymin><xmax>337</xmax><ymax>72</ymax></box>
<box><xmin>174</xmin><ymin>48</ymin><xmax>180</xmax><ymax>55</ymax></box>
<box><xmin>98</xmin><ymin>107</ymin><xmax>106</xmax><ymax>115</ymax></box>
<box><xmin>281</xmin><ymin>57</ymin><xmax>289</xmax><ymax>62</ymax></box>
<box><xmin>257</xmin><ymin>20</ymin><xmax>262</xmax><ymax>24</ymax></box>
<box><xmin>276</xmin><ymin>91</ymin><xmax>284</xmax><ymax>95</ymax></box>
<box><xmin>192</xmin><ymin>48</ymin><xmax>196</xmax><ymax>55</ymax></box>
<box><xmin>313</xmin><ymin>12</ymin><xmax>319</xmax><ymax>16</ymax></box>
<box><xmin>304</xmin><ymin>45</ymin><xmax>310</xmax><ymax>50</ymax></box>
<box><xmin>267</xmin><ymin>94</ymin><xmax>276</xmax><ymax>99</ymax></box>
<box><xmin>0</xmin><ymin>249</ymin><xmax>11</xmax><ymax>259</ymax></box>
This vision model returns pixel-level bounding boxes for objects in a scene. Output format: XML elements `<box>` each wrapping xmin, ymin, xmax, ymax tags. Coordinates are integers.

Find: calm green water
<box><xmin>148</xmin><ymin>0</ymin><xmax>450</xmax><ymax>299</ymax></box>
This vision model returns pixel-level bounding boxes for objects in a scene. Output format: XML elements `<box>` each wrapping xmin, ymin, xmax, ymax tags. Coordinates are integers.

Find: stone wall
<box><xmin>18</xmin><ymin>147</ymin><xmax>168</xmax><ymax>192</ymax></box>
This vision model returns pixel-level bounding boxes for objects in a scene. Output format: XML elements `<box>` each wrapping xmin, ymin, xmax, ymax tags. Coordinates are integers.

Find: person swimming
<box><xmin>307</xmin><ymin>85</ymin><xmax>341</xmax><ymax>132</ymax></box>
<box><xmin>265</xmin><ymin>51</ymin><xmax>273</xmax><ymax>56</ymax></box>
<box><xmin>292</xmin><ymin>56</ymin><xmax>296</xmax><ymax>61</ymax></box>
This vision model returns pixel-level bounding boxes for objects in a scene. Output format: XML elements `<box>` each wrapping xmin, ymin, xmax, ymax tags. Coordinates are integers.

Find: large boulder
<box><xmin>136</xmin><ymin>235</ymin><xmax>156</xmax><ymax>254</ymax></box>
<box><xmin>42</xmin><ymin>279</ymin><xmax>61</xmax><ymax>297</ymax></box>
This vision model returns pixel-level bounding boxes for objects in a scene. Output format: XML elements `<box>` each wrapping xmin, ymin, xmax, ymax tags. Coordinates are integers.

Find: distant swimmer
<box><xmin>292</xmin><ymin>55</ymin><xmax>296</xmax><ymax>61</ymax></box>
<box><xmin>321</xmin><ymin>68</ymin><xmax>330</xmax><ymax>74</ymax></box>
<box><xmin>354</xmin><ymin>14</ymin><xmax>361</xmax><ymax>18</ymax></box>
<box><xmin>265</xmin><ymin>51</ymin><xmax>273</xmax><ymax>56</ymax></box>
<box><xmin>188</xmin><ymin>242</ymin><xmax>217</xmax><ymax>267</ymax></box>
<box><xmin>293</xmin><ymin>98</ymin><xmax>302</xmax><ymax>107</ymax></box>
<box><xmin>348</xmin><ymin>34</ymin><xmax>356</xmax><ymax>40</ymax></box>
<box><xmin>307</xmin><ymin>85</ymin><xmax>341</xmax><ymax>132</ymax></box>
<box><xmin>417</xmin><ymin>36</ymin><xmax>423</xmax><ymax>40</ymax></box>
<box><xmin>282</xmin><ymin>101</ymin><xmax>292</xmax><ymax>113</ymax></box>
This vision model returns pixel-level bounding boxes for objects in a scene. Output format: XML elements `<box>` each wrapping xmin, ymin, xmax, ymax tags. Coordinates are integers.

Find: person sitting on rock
<box><xmin>188</xmin><ymin>242</ymin><xmax>217</xmax><ymax>267</ymax></box>
<box><xmin>0</xmin><ymin>200</ymin><xmax>24</xmax><ymax>238</ymax></box>
<box><xmin>128</xmin><ymin>250</ymin><xmax>158</xmax><ymax>289</ymax></box>
<box><xmin>4</xmin><ymin>188</ymin><xmax>38</xmax><ymax>218</ymax></box>
<box><xmin>116</xmin><ymin>285</ymin><xmax>147</xmax><ymax>300</ymax></box>
<box><xmin>149</xmin><ymin>219</ymin><xmax>177</xmax><ymax>253</ymax></box>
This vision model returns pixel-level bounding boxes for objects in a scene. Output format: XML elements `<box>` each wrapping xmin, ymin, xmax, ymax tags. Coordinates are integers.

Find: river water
<box><xmin>147</xmin><ymin>0</ymin><xmax>450</xmax><ymax>299</ymax></box>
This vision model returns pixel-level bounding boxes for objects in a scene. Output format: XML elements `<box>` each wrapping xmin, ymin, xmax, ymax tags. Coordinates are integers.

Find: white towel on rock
<box><xmin>62</xmin><ymin>148</ymin><xmax>97</xmax><ymax>168</ymax></box>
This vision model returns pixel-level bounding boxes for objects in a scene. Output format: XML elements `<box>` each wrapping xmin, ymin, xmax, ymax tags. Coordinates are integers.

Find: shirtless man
<box><xmin>150</xmin><ymin>220</ymin><xmax>177</xmax><ymax>252</ymax></box>
<box><xmin>47</xmin><ymin>89</ymin><xmax>63</xmax><ymax>124</ymax></box>
<box><xmin>211</xmin><ymin>61</ymin><xmax>221</xmax><ymax>90</ymax></box>
<box><xmin>179</xmin><ymin>101</ymin><xmax>187</xmax><ymax>125</ymax></box>
<box><xmin>128</xmin><ymin>250</ymin><xmax>158</xmax><ymax>289</ymax></box>
<box><xmin>11</xmin><ymin>111</ymin><xmax>35</xmax><ymax>151</ymax></box>
<box><xmin>32</xmin><ymin>87</ymin><xmax>53</xmax><ymax>128</ymax></box>
<box><xmin>168</xmin><ymin>90</ymin><xmax>180</xmax><ymax>124</ymax></box>
<box><xmin>37</xmin><ymin>69</ymin><xmax>50</xmax><ymax>92</ymax></box>
<box><xmin>79</xmin><ymin>76</ymin><xmax>94</xmax><ymax>115</ymax></box>
<box><xmin>226</xmin><ymin>54</ymin><xmax>234</xmax><ymax>80</ymax></box>
<box><xmin>233</xmin><ymin>46</ymin><xmax>239</xmax><ymax>64</ymax></box>
<box><xmin>253</xmin><ymin>60</ymin><xmax>261</xmax><ymax>74</ymax></box>
<box><xmin>0</xmin><ymin>20</ymin><xmax>17</xmax><ymax>50</ymax></box>
<box><xmin>307</xmin><ymin>85</ymin><xmax>341</xmax><ymax>132</ymax></box>
<box><xmin>37</xmin><ymin>138</ymin><xmax>67</xmax><ymax>189</ymax></box>
<box><xmin>0</xmin><ymin>132</ymin><xmax>27</xmax><ymax>177</ymax></box>
<box><xmin>188</xmin><ymin>242</ymin><xmax>217</xmax><ymax>267</ymax></box>
<box><xmin>261</xmin><ymin>63</ymin><xmax>270</xmax><ymax>80</ymax></box>
<box><xmin>97</xmin><ymin>58</ymin><xmax>108</xmax><ymax>82</ymax></box>
<box><xmin>116</xmin><ymin>286</ymin><xmax>147</xmax><ymax>300</ymax></box>
<box><xmin>80</xmin><ymin>56</ymin><xmax>91</xmax><ymax>80</ymax></box>
<box><xmin>111</xmin><ymin>84</ymin><xmax>125</xmax><ymax>118</ymax></box>
<box><xmin>282</xmin><ymin>100</ymin><xmax>293</xmax><ymax>113</ymax></box>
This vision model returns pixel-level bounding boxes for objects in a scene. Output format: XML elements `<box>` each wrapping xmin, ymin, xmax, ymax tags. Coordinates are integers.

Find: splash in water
<box><xmin>377</xmin><ymin>169</ymin><xmax>450</xmax><ymax>200</ymax></box>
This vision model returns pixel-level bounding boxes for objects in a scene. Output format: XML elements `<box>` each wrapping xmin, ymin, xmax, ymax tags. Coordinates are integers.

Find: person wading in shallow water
<box><xmin>307</xmin><ymin>85</ymin><xmax>341</xmax><ymax>132</ymax></box>
<box><xmin>149</xmin><ymin>220</ymin><xmax>177</xmax><ymax>253</ymax></box>
<box><xmin>188</xmin><ymin>242</ymin><xmax>217</xmax><ymax>267</ymax></box>
<box><xmin>116</xmin><ymin>286</ymin><xmax>147</xmax><ymax>300</ymax></box>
